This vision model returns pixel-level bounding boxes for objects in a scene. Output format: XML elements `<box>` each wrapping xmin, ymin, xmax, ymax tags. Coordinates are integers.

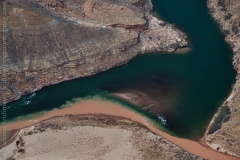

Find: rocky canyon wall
<box><xmin>0</xmin><ymin>0</ymin><xmax>187</xmax><ymax>106</ymax></box>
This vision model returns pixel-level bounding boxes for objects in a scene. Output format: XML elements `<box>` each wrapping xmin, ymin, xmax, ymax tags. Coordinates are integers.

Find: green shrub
<box><xmin>207</xmin><ymin>105</ymin><xmax>231</xmax><ymax>134</ymax></box>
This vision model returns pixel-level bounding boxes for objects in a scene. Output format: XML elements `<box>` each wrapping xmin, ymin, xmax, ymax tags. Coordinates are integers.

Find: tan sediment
<box><xmin>0</xmin><ymin>99</ymin><xmax>239</xmax><ymax>160</ymax></box>
<box><xmin>174</xmin><ymin>47</ymin><xmax>191</xmax><ymax>54</ymax></box>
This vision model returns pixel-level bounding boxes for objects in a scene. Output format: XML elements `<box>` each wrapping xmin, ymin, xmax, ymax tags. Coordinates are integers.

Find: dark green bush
<box><xmin>207</xmin><ymin>105</ymin><xmax>231</xmax><ymax>134</ymax></box>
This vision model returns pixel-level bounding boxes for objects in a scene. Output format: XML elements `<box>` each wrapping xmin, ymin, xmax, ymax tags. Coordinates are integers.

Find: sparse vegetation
<box><xmin>18</xmin><ymin>148</ymin><xmax>25</xmax><ymax>153</ymax></box>
<box><xmin>6</xmin><ymin>156</ymin><xmax>15</xmax><ymax>160</ymax></box>
<box><xmin>224</xmin><ymin>13</ymin><xmax>232</xmax><ymax>20</ymax></box>
<box><xmin>15</xmin><ymin>141</ymin><xmax>19</xmax><ymax>146</ymax></box>
<box><xmin>208</xmin><ymin>105</ymin><xmax>231</xmax><ymax>134</ymax></box>
<box><xmin>232</xmin><ymin>25</ymin><xmax>239</xmax><ymax>34</ymax></box>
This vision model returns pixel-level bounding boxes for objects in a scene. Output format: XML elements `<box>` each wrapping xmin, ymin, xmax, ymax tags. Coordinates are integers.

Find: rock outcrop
<box><xmin>205</xmin><ymin>0</ymin><xmax>240</xmax><ymax>158</ymax></box>
<box><xmin>0</xmin><ymin>0</ymin><xmax>187</xmax><ymax>106</ymax></box>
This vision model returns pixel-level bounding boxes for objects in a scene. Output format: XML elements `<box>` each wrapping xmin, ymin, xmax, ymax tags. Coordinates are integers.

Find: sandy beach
<box><xmin>0</xmin><ymin>99</ymin><xmax>239</xmax><ymax>160</ymax></box>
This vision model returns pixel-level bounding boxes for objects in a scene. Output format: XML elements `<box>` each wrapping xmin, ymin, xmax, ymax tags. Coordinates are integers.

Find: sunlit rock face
<box><xmin>0</xmin><ymin>0</ymin><xmax>187</xmax><ymax>106</ymax></box>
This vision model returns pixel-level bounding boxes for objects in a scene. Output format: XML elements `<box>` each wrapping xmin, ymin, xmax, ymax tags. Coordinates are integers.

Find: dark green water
<box><xmin>1</xmin><ymin>0</ymin><xmax>236</xmax><ymax>139</ymax></box>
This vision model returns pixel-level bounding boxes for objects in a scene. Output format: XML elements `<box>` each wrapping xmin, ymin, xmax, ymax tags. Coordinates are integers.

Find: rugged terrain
<box><xmin>2</xmin><ymin>115</ymin><xmax>202</xmax><ymax>160</ymax></box>
<box><xmin>0</xmin><ymin>0</ymin><xmax>187</xmax><ymax>106</ymax></box>
<box><xmin>205</xmin><ymin>0</ymin><xmax>240</xmax><ymax>158</ymax></box>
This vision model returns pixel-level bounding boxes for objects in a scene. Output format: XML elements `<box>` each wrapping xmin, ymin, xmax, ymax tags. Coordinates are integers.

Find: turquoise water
<box><xmin>0</xmin><ymin>0</ymin><xmax>236</xmax><ymax>139</ymax></box>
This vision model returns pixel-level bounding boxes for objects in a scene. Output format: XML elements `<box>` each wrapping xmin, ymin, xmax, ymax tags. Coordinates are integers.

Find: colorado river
<box><xmin>1</xmin><ymin>99</ymin><xmax>239</xmax><ymax>160</ymax></box>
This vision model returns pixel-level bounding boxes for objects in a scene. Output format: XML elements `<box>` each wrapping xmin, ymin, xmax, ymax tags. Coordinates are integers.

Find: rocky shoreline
<box><xmin>1</xmin><ymin>115</ymin><xmax>203</xmax><ymax>160</ymax></box>
<box><xmin>0</xmin><ymin>0</ymin><xmax>187</xmax><ymax>106</ymax></box>
<box><xmin>205</xmin><ymin>0</ymin><xmax>240</xmax><ymax>158</ymax></box>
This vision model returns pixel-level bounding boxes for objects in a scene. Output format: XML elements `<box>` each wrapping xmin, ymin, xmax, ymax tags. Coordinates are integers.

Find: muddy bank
<box><xmin>206</xmin><ymin>0</ymin><xmax>240</xmax><ymax>158</ymax></box>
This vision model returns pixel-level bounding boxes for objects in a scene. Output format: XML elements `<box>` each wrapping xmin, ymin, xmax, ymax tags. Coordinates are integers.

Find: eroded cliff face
<box><xmin>205</xmin><ymin>0</ymin><xmax>240</xmax><ymax>158</ymax></box>
<box><xmin>0</xmin><ymin>0</ymin><xmax>187</xmax><ymax>106</ymax></box>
